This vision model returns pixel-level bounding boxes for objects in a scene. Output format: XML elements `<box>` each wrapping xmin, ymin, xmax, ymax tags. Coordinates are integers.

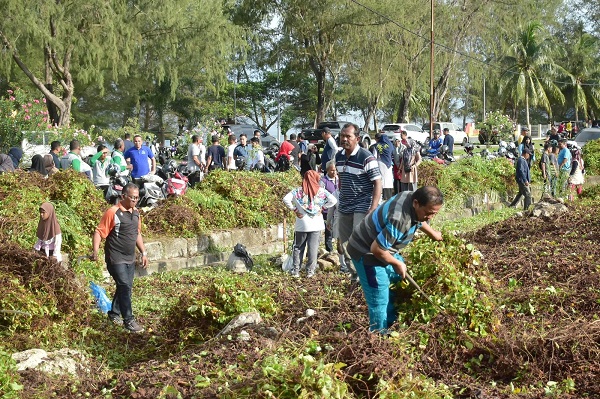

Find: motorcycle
<box><xmin>138</xmin><ymin>174</ymin><xmax>166</xmax><ymax>209</ymax></box>
<box><xmin>105</xmin><ymin>163</ymin><xmax>130</xmax><ymax>205</ymax></box>
<box><xmin>160</xmin><ymin>160</ymin><xmax>189</xmax><ymax>197</ymax></box>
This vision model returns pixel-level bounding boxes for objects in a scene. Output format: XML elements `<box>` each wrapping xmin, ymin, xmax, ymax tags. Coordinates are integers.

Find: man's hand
<box><xmin>141</xmin><ymin>254</ymin><xmax>148</xmax><ymax>268</ymax></box>
<box><xmin>90</xmin><ymin>251</ymin><xmax>98</xmax><ymax>261</ymax></box>
<box><xmin>392</xmin><ymin>260</ymin><xmax>407</xmax><ymax>279</ymax></box>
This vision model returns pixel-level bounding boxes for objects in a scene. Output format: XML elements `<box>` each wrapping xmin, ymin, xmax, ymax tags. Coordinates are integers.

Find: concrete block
<box><xmin>144</xmin><ymin>241</ymin><xmax>163</xmax><ymax>261</ymax></box>
<box><xmin>208</xmin><ymin>231</ymin><xmax>233</xmax><ymax>249</ymax></box>
<box><xmin>163</xmin><ymin>238</ymin><xmax>188</xmax><ymax>259</ymax></box>
<box><xmin>187</xmin><ymin>236</ymin><xmax>210</xmax><ymax>256</ymax></box>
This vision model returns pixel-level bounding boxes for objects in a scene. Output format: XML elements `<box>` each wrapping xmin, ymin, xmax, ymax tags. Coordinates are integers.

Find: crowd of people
<box><xmin>18</xmin><ymin>118</ymin><xmax>592</xmax><ymax>335</ymax></box>
<box><xmin>509</xmin><ymin>126</ymin><xmax>586</xmax><ymax>209</ymax></box>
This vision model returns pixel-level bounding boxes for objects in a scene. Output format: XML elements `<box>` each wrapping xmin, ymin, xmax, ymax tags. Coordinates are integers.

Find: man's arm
<box><xmin>371</xmin><ymin>240</ymin><xmax>407</xmax><ymax>278</ymax></box>
<box><xmin>150</xmin><ymin>157</ymin><xmax>156</xmax><ymax>174</ymax></box>
<box><xmin>419</xmin><ymin>222</ymin><xmax>443</xmax><ymax>241</ymax></box>
<box><xmin>136</xmin><ymin>233</ymin><xmax>148</xmax><ymax>268</ymax></box>
<box><xmin>369</xmin><ymin>178</ymin><xmax>382</xmax><ymax>213</ymax></box>
<box><xmin>91</xmin><ymin>230</ymin><xmax>102</xmax><ymax>260</ymax></box>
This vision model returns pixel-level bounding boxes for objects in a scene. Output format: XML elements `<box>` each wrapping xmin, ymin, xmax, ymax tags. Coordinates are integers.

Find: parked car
<box><xmin>301</xmin><ymin>121</ymin><xmax>371</xmax><ymax>149</ymax></box>
<box><xmin>380</xmin><ymin>123</ymin><xmax>429</xmax><ymax>144</ymax></box>
<box><xmin>422</xmin><ymin>122</ymin><xmax>469</xmax><ymax>145</ymax></box>
<box><xmin>221</xmin><ymin>124</ymin><xmax>280</xmax><ymax>151</ymax></box>
<box><xmin>573</xmin><ymin>127</ymin><xmax>600</xmax><ymax>149</ymax></box>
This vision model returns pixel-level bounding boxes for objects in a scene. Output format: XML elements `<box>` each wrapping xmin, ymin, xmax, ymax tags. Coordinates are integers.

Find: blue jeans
<box><xmin>107</xmin><ymin>262</ymin><xmax>136</xmax><ymax>322</ymax></box>
<box><xmin>352</xmin><ymin>255</ymin><xmax>403</xmax><ymax>332</ymax></box>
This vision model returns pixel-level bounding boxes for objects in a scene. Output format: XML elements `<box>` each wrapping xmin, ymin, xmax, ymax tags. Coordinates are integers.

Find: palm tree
<box><xmin>500</xmin><ymin>22</ymin><xmax>565</xmax><ymax>126</ymax></box>
<box><xmin>561</xmin><ymin>26</ymin><xmax>600</xmax><ymax>122</ymax></box>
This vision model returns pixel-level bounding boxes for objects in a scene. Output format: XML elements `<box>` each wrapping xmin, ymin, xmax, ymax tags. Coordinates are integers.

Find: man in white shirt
<box><xmin>187</xmin><ymin>135</ymin><xmax>204</xmax><ymax>187</ymax></box>
<box><xmin>248</xmin><ymin>137</ymin><xmax>265</xmax><ymax>171</ymax></box>
<box><xmin>227</xmin><ymin>134</ymin><xmax>238</xmax><ymax>170</ymax></box>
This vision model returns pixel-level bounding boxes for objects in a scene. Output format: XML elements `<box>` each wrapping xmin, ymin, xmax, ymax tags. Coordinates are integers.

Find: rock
<box><xmin>317</xmin><ymin>259</ymin><xmax>333</xmax><ymax>270</ymax></box>
<box><xmin>217</xmin><ymin>311</ymin><xmax>262</xmax><ymax>337</ymax></box>
<box><xmin>12</xmin><ymin>348</ymin><xmax>87</xmax><ymax>376</ymax></box>
<box><xmin>531</xmin><ymin>201</ymin><xmax>568</xmax><ymax>218</ymax></box>
<box><xmin>237</xmin><ymin>330</ymin><xmax>251</xmax><ymax>341</ymax></box>
<box><xmin>226</xmin><ymin>253</ymin><xmax>249</xmax><ymax>273</ymax></box>
<box><xmin>257</xmin><ymin>326</ymin><xmax>279</xmax><ymax>340</ymax></box>
<box><xmin>305</xmin><ymin>309</ymin><xmax>316</xmax><ymax>317</ymax></box>
<box><xmin>324</xmin><ymin>254</ymin><xmax>340</xmax><ymax>266</ymax></box>
<box><xmin>318</xmin><ymin>248</ymin><xmax>328</xmax><ymax>257</ymax></box>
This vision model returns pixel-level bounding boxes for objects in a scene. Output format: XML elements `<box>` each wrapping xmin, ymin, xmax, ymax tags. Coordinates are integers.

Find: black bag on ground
<box><xmin>233</xmin><ymin>243</ymin><xmax>254</xmax><ymax>271</ymax></box>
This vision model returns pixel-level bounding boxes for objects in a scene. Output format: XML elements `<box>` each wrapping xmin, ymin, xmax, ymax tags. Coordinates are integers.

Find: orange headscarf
<box><xmin>302</xmin><ymin>170</ymin><xmax>321</xmax><ymax>202</ymax></box>
<box><xmin>37</xmin><ymin>202</ymin><xmax>61</xmax><ymax>241</ymax></box>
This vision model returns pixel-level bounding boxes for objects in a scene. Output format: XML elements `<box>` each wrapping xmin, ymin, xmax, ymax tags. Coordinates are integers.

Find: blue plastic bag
<box><xmin>90</xmin><ymin>282</ymin><xmax>112</xmax><ymax>313</ymax></box>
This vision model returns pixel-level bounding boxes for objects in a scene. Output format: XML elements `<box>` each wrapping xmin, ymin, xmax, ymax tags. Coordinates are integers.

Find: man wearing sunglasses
<box><xmin>92</xmin><ymin>183</ymin><xmax>148</xmax><ymax>333</ymax></box>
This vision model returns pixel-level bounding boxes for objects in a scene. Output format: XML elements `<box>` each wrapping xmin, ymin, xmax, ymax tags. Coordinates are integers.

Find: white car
<box><xmin>574</xmin><ymin>128</ymin><xmax>600</xmax><ymax>149</ymax></box>
<box><xmin>380</xmin><ymin>123</ymin><xmax>429</xmax><ymax>145</ymax></box>
<box><xmin>422</xmin><ymin>122</ymin><xmax>469</xmax><ymax>145</ymax></box>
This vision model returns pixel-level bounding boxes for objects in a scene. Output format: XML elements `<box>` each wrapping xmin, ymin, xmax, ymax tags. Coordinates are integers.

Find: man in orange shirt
<box><xmin>92</xmin><ymin>183</ymin><xmax>148</xmax><ymax>333</ymax></box>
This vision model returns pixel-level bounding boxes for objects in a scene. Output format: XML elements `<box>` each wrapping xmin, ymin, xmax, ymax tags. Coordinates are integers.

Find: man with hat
<box><xmin>427</xmin><ymin>130</ymin><xmax>443</xmax><ymax>157</ymax></box>
<box><xmin>508</xmin><ymin>146</ymin><xmax>532</xmax><ymax>209</ymax></box>
<box><xmin>320</xmin><ymin>127</ymin><xmax>338</xmax><ymax>173</ymax></box>
<box><xmin>518</xmin><ymin>126</ymin><xmax>529</xmax><ymax>145</ymax></box>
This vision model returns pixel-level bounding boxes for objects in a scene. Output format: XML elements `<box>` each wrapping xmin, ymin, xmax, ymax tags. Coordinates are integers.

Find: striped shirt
<box><xmin>335</xmin><ymin>145</ymin><xmax>381</xmax><ymax>214</ymax></box>
<box><xmin>347</xmin><ymin>192</ymin><xmax>421</xmax><ymax>263</ymax></box>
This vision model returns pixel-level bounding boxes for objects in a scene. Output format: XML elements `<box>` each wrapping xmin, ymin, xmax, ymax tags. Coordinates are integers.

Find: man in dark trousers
<box><xmin>509</xmin><ymin>147</ymin><xmax>532</xmax><ymax>209</ymax></box>
<box><xmin>91</xmin><ymin>183</ymin><xmax>148</xmax><ymax>333</ymax></box>
<box><xmin>442</xmin><ymin>127</ymin><xmax>454</xmax><ymax>156</ymax></box>
<box><xmin>347</xmin><ymin>186</ymin><xmax>444</xmax><ymax>332</ymax></box>
<box><xmin>206</xmin><ymin>135</ymin><xmax>226</xmax><ymax>171</ymax></box>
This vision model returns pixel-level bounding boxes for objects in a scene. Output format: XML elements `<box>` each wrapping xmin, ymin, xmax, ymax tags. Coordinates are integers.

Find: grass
<box><xmin>431</xmin><ymin>206</ymin><xmax>520</xmax><ymax>233</ymax></box>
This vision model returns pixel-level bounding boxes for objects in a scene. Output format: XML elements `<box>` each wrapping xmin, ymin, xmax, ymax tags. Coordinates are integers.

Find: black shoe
<box><xmin>124</xmin><ymin>319</ymin><xmax>145</xmax><ymax>333</ymax></box>
<box><xmin>108</xmin><ymin>313</ymin><xmax>123</xmax><ymax>326</ymax></box>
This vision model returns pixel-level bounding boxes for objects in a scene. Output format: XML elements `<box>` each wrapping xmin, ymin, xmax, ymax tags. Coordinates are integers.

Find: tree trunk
<box><xmin>44</xmin><ymin>53</ymin><xmax>59</xmax><ymax>126</ymax></box>
<box><xmin>397</xmin><ymin>88</ymin><xmax>413</xmax><ymax>123</ymax></box>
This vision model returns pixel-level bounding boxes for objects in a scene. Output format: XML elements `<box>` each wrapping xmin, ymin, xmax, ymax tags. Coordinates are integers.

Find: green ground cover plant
<box><xmin>1</xmin><ymin>166</ymin><xmax>599</xmax><ymax>398</ymax></box>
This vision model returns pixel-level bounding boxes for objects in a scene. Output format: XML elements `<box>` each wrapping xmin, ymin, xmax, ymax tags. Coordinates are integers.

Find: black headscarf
<box><xmin>29</xmin><ymin>154</ymin><xmax>47</xmax><ymax>176</ymax></box>
<box><xmin>8</xmin><ymin>147</ymin><xmax>23</xmax><ymax>168</ymax></box>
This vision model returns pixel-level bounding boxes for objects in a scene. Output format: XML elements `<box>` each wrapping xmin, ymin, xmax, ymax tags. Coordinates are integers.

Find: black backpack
<box><xmin>233</xmin><ymin>243</ymin><xmax>254</xmax><ymax>271</ymax></box>
<box><xmin>277</xmin><ymin>156</ymin><xmax>290</xmax><ymax>172</ymax></box>
<box><xmin>403</xmin><ymin>144</ymin><xmax>415</xmax><ymax>173</ymax></box>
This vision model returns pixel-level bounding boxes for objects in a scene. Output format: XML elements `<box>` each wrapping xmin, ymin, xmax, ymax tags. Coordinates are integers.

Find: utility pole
<box><xmin>429</xmin><ymin>0</ymin><xmax>435</xmax><ymax>138</ymax></box>
<box><xmin>483</xmin><ymin>75</ymin><xmax>486</xmax><ymax>122</ymax></box>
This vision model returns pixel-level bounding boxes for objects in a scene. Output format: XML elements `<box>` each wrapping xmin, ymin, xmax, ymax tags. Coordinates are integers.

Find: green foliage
<box><xmin>476</xmin><ymin>111</ymin><xmax>515</xmax><ymax>144</ymax></box>
<box><xmin>159</xmin><ymin>268</ymin><xmax>279</xmax><ymax>340</ymax></box>
<box><xmin>582</xmin><ymin>139</ymin><xmax>600</xmax><ymax>175</ymax></box>
<box><xmin>400</xmin><ymin>234</ymin><xmax>496</xmax><ymax>337</ymax></box>
<box><xmin>251</xmin><ymin>353</ymin><xmax>350</xmax><ymax>398</ymax></box>
<box><xmin>0</xmin><ymin>349</ymin><xmax>22</xmax><ymax>399</ymax></box>
<box><xmin>0</xmin><ymin>170</ymin><xmax>105</xmax><ymax>256</ymax></box>
<box><xmin>419</xmin><ymin>156</ymin><xmax>516</xmax><ymax>211</ymax></box>
<box><xmin>0</xmin><ymin>87</ymin><xmax>48</xmax><ymax>149</ymax></box>
<box><xmin>146</xmin><ymin>170</ymin><xmax>301</xmax><ymax>237</ymax></box>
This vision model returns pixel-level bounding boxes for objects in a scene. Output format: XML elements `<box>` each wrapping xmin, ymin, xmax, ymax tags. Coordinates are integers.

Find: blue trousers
<box><xmin>352</xmin><ymin>255</ymin><xmax>403</xmax><ymax>332</ymax></box>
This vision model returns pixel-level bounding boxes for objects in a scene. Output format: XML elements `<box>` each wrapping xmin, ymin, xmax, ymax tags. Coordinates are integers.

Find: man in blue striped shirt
<box><xmin>347</xmin><ymin>186</ymin><xmax>444</xmax><ymax>332</ymax></box>
<box><xmin>335</xmin><ymin>123</ymin><xmax>382</xmax><ymax>274</ymax></box>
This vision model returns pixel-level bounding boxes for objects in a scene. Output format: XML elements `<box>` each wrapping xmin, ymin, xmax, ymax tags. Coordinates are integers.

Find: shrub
<box><xmin>582</xmin><ymin>139</ymin><xmax>600</xmax><ymax>175</ymax></box>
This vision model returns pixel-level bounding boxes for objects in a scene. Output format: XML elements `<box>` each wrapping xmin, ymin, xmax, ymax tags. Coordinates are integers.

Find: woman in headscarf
<box><xmin>29</xmin><ymin>154</ymin><xmax>47</xmax><ymax>176</ymax></box>
<box><xmin>283</xmin><ymin>170</ymin><xmax>337</xmax><ymax>278</ymax></box>
<box><xmin>568</xmin><ymin>145</ymin><xmax>585</xmax><ymax>198</ymax></box>
<box><xmin>33</xmin><ymin>202</ymin><xmax>62</xmax><ymax>263</ymax></box>
<box><xmin>8</xmin><ymin>147</ymin><xmax>23</xmax><ymax>169</ymax></box>
<box><xmin>518</xmin><ymin>135</ymin><xmax>535</xmax><ymax>168</ymax></box>
<box><xmin>43</xmin><ymin>154</ymin><xmax>59</xmax><ymax>176</ymax></box>
<box><xmin>0</xmin><ymin>153</ymin><xmax>15</xmax><ymax>173</ymax></box>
